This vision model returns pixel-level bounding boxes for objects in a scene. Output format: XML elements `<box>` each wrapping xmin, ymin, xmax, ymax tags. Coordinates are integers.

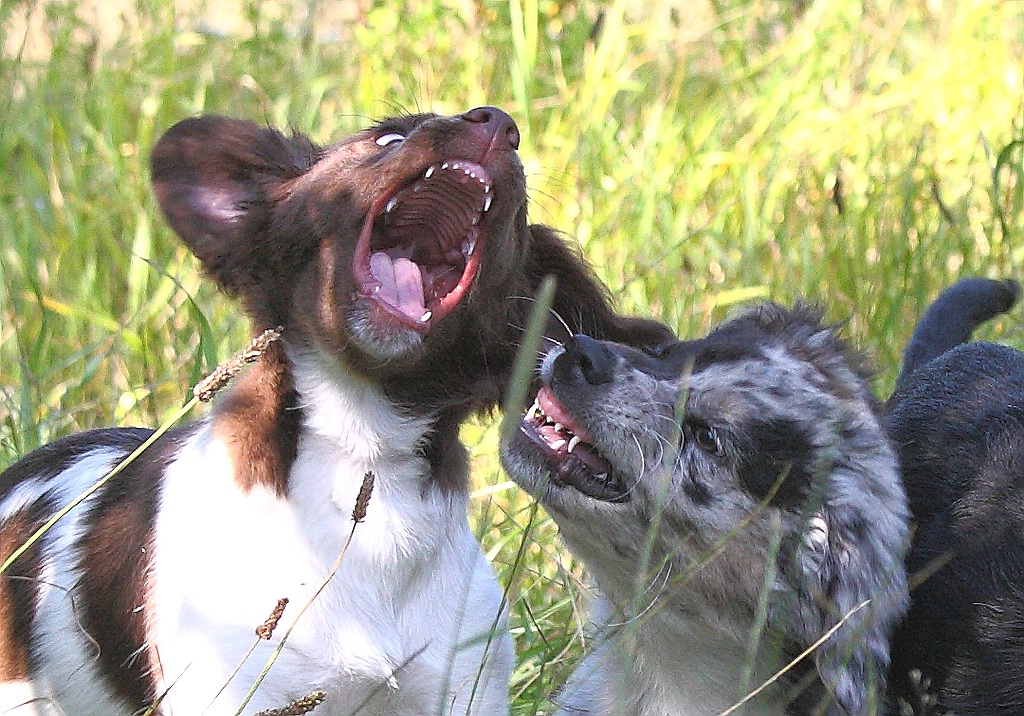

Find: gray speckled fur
<box><xmin>502</xmin><ymin>303</ymin><xmax>910</xmax><ymax>715</ymax></box>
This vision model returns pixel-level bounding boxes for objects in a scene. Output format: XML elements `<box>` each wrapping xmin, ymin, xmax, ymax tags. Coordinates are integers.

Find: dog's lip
<box><xmin>519</xmin><ymin>386</ymin><xmax>629</xmax><ymax>502</ymax></box>
<box><xmin>352</xmin><ymin>160</ymin><xmax>492</xmax><ymax>333</ymax></box>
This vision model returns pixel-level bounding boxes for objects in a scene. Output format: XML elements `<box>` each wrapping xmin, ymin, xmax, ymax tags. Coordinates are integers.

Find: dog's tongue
<box><xmin>370</xmin><ymin>252</ymin><xmax>426</xmax><ymax>319</ymax></box>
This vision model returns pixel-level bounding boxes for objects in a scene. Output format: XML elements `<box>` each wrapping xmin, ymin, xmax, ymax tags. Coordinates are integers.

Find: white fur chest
<box><xmin>556</xmin><ymin>595</ymin><xmax>790</xmax><ymax>716</ymax></box>
<box><xmin>150</xmin><ymin>357</ymin><xmax>512</xmax><ymax>715</ymax></box>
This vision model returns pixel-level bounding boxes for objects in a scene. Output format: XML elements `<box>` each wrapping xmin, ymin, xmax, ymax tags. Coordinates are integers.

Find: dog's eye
<box><xmin>692</xmin><ymin>424</ymin><xmax>722</xmax><ymax>455</ymax></box>
<box><xmin>375</xmin><ymin>132</ymin><xmax>406</xmax><ymax>147</ymax></box>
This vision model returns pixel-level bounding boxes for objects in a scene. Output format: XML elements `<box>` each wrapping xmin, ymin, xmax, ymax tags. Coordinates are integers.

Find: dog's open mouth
<box><xmin>519</xmin><ymin>386</ymin><xmax>629</xmax><ymax>502</ymax></box>
<box><xmin>354</xmin><ymin>160</ymin><xmax>492</xmax><ymax>332</ymax></box>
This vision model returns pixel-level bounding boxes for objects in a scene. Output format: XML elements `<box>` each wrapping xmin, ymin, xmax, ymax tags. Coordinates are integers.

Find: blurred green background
<box><xmin>2</xmin><ymin>0</ymin><xmax>1023</xmax><ymax>711</ymax></box>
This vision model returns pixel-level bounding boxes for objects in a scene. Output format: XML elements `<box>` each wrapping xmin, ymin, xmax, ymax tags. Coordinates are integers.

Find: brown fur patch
<box><xmin>0</xmin><ymin>429</ymin><xmax>160</xmax><ymax>684</ymax></box>
<box><xmin>0</xmin><ymin>505</ymin><xmax>45</xmax><ymax>680</ymax></box>
<box><xmin>210</xmin><ymin>340</ymin><xmax>300</xmax><ymax>495</ymax></box>
<box><xmin>77</xmin><ymin>429</ymin><xmax>191</xmax><ymax>711</ymax></box>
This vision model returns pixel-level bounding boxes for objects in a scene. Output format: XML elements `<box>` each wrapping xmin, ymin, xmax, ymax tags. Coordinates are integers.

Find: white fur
<box><xmin>9</xmin><ymin>450</ymin><xmax>140</xmax><ymax>716</ymax></box>
<box><xmin>6</xmin><ymin>353</ymin><xmax>513</xmax><ymax>716</ymax></box>
<box><xmin>554</xmin><ymin>594</ymin><xmax>790</xmax><ymax>716</ymax></box>
<box><xmin>0</xmin><ymin>682</ymin><xmax>58</xmax><ymax>715</ymax></box>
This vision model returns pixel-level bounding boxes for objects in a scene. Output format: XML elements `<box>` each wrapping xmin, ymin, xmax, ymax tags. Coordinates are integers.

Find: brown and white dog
<box><xmin>0</xmin><ymin>107</ymin><xmax>671</xmax><ymax>715</ymax></box>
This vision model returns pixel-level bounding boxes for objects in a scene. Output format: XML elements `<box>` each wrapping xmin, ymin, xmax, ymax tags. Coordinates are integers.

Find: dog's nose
<box><xmin>555</xmin><ymin>334</ymin><xmax>615</xmax><ymax>387</ymax></box>
<box><xmin>462</xmin><ymin>106</ymin><xmax>520</xmax><ymax>151</ymax></box>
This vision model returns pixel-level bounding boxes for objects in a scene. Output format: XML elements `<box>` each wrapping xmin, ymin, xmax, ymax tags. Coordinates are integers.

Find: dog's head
<box><xmin>151</xmin><ymin>108</ymin><xmax>530</xmax><ymax>362</ymax></box>
<box><xmin>502</xmin><ymin>303</ymin><xmax>910</xmax><ymax>714</ymax></box>
<box><xmin>151</xmin><ymin>108</ymin><xmax>670</xmax><ymax>410</ymax></box>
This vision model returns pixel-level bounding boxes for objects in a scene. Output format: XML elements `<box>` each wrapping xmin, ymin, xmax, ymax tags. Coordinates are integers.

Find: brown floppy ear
<box><xmin>150</xmin><ymin>115</ymin><xmax>319</xmax><ymax>300</ymax></box>
<box><xmin>525</xmin><ymin>225</ymin><xmax>674</xmax><ymax>348</ymax></box>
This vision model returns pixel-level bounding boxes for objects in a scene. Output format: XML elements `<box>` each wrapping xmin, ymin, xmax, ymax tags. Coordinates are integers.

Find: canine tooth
<box><xmin>386</xmin><ymin>197</ymin><xmax>397</xmax><ymax>213</ymax></box>
<box><xmin>554</xmin><ymin>423</ymin><xmax>563</xmax><ymax>433</ymax></box>
<box><xmin>420</xmin><ymin>310</ymin><xmax>432</xmax><ymax>322</ymax></box>
<box><xmin>526</xmin><ymin>401</ymin><xmax>540</xmax><ymax>420</ymax></box>
<box><xmin>568</xmin><ymin>435</ymin><xmax>581</xmax><ymax>453</ymax></box>
<box><xmin>442</xmin><ymin>162</ymin><xmax>450</xmax><ymax>170</ymax></box>
<box><xmin>424</xmin><ymin>166</ymin><xmax>435</xmax><ymax>179</ymax></box>
<box><xmin>483</xmin><ymin>194</ymin><xmax>492</xmax><ymax>212</ymax></box>
<box><xmin>462</xmin><ymin>238</ymin><xmax>476</xmax><ymax>255</ymax></box>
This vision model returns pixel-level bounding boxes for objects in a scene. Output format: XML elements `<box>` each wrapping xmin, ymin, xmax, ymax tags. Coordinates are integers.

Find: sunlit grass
<box><xmin>2</xmin><ymin>0</ymin><xmax>1023</xmax><ymax>712</ymax></box>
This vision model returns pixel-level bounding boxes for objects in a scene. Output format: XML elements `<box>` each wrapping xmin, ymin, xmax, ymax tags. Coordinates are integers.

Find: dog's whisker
<box><xmin>505</xmin><ymin>322</ymin><xmax>563</xmax><ymax>348</ymax></box>
<box><xmin>509</xmin><ymin>295</ymin><xmax>575</xmax><ymax>339</ymax></box>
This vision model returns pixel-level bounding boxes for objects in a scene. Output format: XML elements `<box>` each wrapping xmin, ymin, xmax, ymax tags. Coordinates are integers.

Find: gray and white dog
<box><xmin>502</xmin><ymin>302</ymin><xmax>910</xmax><ymax>715</ymax></box>
<box><xmin>501</xmin><ymin>278</ymin><xmax>1021</xmax><ymax>716</ymax></box>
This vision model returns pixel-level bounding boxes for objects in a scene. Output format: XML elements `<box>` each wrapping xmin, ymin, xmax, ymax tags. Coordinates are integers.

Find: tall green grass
<box><xmin>2</xmin><ymin>0</ymin><xmax>1023</xmax><ymax>712</ymax></box>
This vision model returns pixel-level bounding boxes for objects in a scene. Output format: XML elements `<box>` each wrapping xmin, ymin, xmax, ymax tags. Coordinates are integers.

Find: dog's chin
<box><xmin>345</xmin><ymin>300</ymin><xmax>427</xmax><ymax>362</ymax></box>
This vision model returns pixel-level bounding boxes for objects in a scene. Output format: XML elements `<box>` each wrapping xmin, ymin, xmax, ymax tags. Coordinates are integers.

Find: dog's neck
<box><xmin>563</xmin><ymin>594</ymin><xmax>791</xmax><ymax>716</ymax></box>
<box><xmin>288</xmin><ymin>347</ymin><xmax>433</xmax><ymax>459</ymax></box>
<box><xmin>209</xmin><ymin>340</ymin><xmax>300</xmax><ymax>495</ymax></box>
<box><xmin>210</xmin><ymin>342</ymin><xmax>452</xmax><ymax>499</ymax></box>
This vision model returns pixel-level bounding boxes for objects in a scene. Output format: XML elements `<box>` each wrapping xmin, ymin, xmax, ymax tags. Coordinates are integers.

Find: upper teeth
<box><xmin>420</xmin><ymin>162</ymin><xmax>493</xmax><ymax>208</ymax></box>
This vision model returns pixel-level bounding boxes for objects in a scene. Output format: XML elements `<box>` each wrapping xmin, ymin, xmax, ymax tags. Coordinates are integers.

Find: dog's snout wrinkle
<box><xmin>461</xmin><ymin>105</ymin><xmax>521</xmax><ymax>152</ymax></box>
<box><xmin>555</xmin><ymin>334</ymin><xmax>616</xmax><ymax>387</ymax></box>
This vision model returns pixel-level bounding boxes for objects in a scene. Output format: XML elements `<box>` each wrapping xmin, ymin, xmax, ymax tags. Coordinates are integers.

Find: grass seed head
<box><xmin>352</xmin><ymin>472</ymin><xmax>375</xmax><ymax>523</ymax></box>
<box><xmin>194</xmin><ymin>327</ymin><xmax>283</xmax><ymax>402</ymax></box>
<box><xmin>254</xmin><ymin>690</ymin><xmax>326</xmax><ymax>716</ymax></box>
<box><xmin>255</xmin><ymin>597</ymin><xmax>289</xmax><ymax>640</ymax></box>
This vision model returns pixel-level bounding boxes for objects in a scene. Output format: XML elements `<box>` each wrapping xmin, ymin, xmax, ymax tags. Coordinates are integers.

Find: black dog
<box><xmin>886</xmin><ymin>277</ymin><xmax>1024</xmax><ymax>716</ymax></box>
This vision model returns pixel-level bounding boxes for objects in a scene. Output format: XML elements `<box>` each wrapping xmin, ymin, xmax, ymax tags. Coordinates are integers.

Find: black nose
<box><xmin>462</xmin><ymin>106</ymin><xmax>520</xmax><ymax>151</ymax></box>
<box><xmin>554</xmin><ymin>334</ymin><xmax>615</xmax><ymax>387</ymax></box>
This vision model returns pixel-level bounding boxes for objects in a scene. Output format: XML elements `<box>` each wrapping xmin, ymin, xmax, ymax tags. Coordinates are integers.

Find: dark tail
<box><xmin>896</xmin><ymin>277</ymin><xmax>1019</xmax><ymax>391</ymax></box>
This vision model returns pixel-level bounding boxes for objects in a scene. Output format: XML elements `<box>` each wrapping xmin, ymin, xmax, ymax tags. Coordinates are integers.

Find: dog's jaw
<box><xmin>517</xmin><ymin>386</ymin><xmax>629</xmax><ymax>502</ymax></box>
<box><xmin>504</xmin><ymin>344</ymin><xmax>639</xmax><ymax>506</ymax></box>
<box><xmin>352</xmin><ymin>160</ymin><xmax>492</xmax><ymax>334</ymax></box>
